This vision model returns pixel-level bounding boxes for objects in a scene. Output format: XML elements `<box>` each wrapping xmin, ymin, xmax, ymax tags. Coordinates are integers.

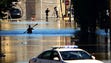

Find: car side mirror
<box><xmin>53</xmin><ymin>57</ymin><xmax>59</xmax><ymax>61</ymax></box>
<box><xmin>92</xmin><ymin>56</ymin><xmax>95</xmax><ymax>60</ymax></box>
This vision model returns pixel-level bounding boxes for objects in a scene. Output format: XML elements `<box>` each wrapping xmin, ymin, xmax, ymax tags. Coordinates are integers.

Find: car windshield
<box><xmin>60</xmin><ymin>51</ymin><xmax>92</xmax><ymax>60</ymax></box>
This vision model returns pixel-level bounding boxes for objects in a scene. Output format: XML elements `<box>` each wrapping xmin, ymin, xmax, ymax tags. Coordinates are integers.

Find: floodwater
<box><xmin>0</xmin><ymin>36</ymin><xmax>72</xmax><ymax>63</ymax></box>
<box><xmin>0</xmin><ymin>19</ymin><xmax>111</xmax><ymax>63</ymax></box>
<box><xmin>0</xmin><ymin>19</ymin><xmax>75</xmax><ymax>63</ymax></box>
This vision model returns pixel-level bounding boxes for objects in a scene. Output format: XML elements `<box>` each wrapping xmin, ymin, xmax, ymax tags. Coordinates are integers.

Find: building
<box><xmin>18</xmin><ymin>0</ymin><xmax>67</xmax><ymax>20</ymax></box>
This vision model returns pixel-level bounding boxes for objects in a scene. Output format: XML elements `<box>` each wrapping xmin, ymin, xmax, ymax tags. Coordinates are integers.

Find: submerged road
<box><xmin>0</xmin><ymin>20</ymin><xmax>110</xmax><ymax>63</ymax></box>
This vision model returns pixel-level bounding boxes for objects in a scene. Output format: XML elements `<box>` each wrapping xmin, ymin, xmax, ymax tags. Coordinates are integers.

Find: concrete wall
<box><xmin>25</xmin><ymin>0</ymin><xmax>62</xmax><ymax>20</ymax></box>
<box><xmin>26</xmin><ymin>0</ymin><xmax>36</xmax><ymax>20</ymax></box>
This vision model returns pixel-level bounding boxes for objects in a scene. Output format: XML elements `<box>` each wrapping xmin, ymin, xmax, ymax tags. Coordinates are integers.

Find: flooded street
<box><xmin>0</xmin><ymin>19</ymin><xmax>111</xmax><ymax>63</ymax></box>
<box><xmin>1</xmin><ymin>36</ymin><xmax>71</xmax><ymax>63</ymax></box>
<box><xmin>0</xmin><ymin>19</ymin><xmax>75</xmax><ymax>63</ymax></box>
<box><xmin>0</xmin><ymin>0</ymin><xmax>111</xmax><ymax>63</ymax></box>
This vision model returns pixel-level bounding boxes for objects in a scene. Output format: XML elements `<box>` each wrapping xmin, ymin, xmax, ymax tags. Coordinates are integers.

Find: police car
<box><xmin>29</xmin><ymin>45</ymin><xmax>104</xmax><ymax>63</ymax></box>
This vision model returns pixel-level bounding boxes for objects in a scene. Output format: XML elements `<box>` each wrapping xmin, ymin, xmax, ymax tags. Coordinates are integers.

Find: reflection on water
<box><xmin>1</xmin><ymin>35</ymin><xmax>111</xmax><ymax>63</ymax></box>
<box><xmin>0</xmin><ymin>20</ymin><xmax>111</xmax><ymax>63</ymax></box>
<box><xmin>0</xmin><ymin>19</ymin><xmax>74</xmax><ymax>63</ymax></box>
<box><xmin>0</xmin><ymin>36</ymin><xmax>71</xmax><ymax>63</ymax></box>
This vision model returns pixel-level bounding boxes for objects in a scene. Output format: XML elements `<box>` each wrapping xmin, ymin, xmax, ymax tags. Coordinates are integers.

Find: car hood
<box><xmin>64</xmin><ymin>59</ymin><xmax>103</xmax><ymax>63</ymax></box>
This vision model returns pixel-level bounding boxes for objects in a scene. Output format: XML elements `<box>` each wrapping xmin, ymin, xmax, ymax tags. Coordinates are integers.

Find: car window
<box><xmin>60</xmin><ymin>51</ymin><xmax>92</xmax><ymax>60</ymax></box>
<box><xmin>51</xmin><ymin>51</ymin><xmax>60</xmax><ymax>60</ymax></box>
<box><xmin>38</xmin><ymin>51</ymin><xmax>52</xmax><ymax>60</ymax></box>
<box><xmin>80</xmin><ymin>51</ymin><xmax>92</xmax><ymax>59</ymax></box>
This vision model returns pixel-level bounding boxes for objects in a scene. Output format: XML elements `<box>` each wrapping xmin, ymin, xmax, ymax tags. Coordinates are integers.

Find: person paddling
<box><xmin>27</xmin><ymin>25</ymin><xmax>33</xmax><ymax>34</ymax></box>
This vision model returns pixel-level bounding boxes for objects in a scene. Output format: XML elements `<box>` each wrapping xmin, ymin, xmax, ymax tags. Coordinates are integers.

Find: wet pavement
<box><xmin>0</xmin><ymin>18</ymin><xmax>111</xmax><ymax>63</ymax></box>
<box><xmin>0</xmin><ymin>18</ymin><xmax>75</xmax><ymax>63</ymax></box>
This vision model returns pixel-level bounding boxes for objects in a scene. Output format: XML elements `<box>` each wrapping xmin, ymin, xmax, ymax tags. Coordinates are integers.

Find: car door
<box><xmin>37</xmin><ymin>50</ymin><xmax>52</xmax><ymax>63</ymax></box>
<box><xmin>50</xmin><ymin>51</ymin><xmax>62</xmax><ymax>63</ymax></box>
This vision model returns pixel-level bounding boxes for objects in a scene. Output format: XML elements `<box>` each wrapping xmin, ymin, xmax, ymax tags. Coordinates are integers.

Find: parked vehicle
<box><xmin>9</xmin><ymin>8</ymin><xmax>21</xmax><ymax>18</ymax></box>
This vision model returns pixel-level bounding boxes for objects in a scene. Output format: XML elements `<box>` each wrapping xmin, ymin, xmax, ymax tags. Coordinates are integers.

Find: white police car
<box><xmin>29</xmin><ymin>45</ymin><xmax>104</xmax><ymax>63</ymax></box>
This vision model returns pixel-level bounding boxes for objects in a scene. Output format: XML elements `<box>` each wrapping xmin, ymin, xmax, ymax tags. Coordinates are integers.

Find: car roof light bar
<box><xmin>52</xmin><ymin>45</ymin><xmax>78</xmax><ymax>49</ymax></box>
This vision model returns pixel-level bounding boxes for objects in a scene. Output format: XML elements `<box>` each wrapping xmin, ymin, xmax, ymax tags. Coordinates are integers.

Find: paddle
<box><xmin>24</xmin><ymin>23</ymin><xmax>38</xmax><ymax>33</ymax></box>
<box><xmin>32</xmin><ymin>23</ymin><xmax>38</xmax><ymax>28</ymax></box>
